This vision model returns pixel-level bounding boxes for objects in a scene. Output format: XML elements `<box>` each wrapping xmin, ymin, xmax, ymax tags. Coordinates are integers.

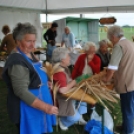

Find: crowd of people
<box><xmin>0</xmin><ymin>21</ymin><xmax>134</xmax><ymax>134</ymax></box>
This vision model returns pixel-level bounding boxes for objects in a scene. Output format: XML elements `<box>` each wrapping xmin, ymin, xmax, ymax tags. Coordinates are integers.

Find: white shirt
<box><xmin>82</xmin><ymin>58</ymin><xmax>93</xmax><ymax>75</ymax></box>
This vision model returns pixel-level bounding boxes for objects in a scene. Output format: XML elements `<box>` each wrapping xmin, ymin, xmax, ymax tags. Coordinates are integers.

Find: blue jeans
<box><xmin>120</xmin><ymin>91</ymin><xmax>134</xmax><ymax>134</ymax></box>
<box><xmin>46</xmin><ymin>44</ymin><xmax>56</xmax><ymax>57</ymax></box>
<box><xmin>60</xmin><ymin>101</ymin><xmax>87</xmax><ymax>127</ymax></box>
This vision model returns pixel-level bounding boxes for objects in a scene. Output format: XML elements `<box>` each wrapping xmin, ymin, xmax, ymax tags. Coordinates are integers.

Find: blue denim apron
<box><xmin>17</xmin><ymin>48</ymin><xmax>56</xmax><ymax>134</ymax></box>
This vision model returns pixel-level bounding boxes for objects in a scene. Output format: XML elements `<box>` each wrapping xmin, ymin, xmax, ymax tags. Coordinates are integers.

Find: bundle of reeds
<box><xmin>43</xmin><ymin>62</ymin><xmax>64</xmax><ymax>105</ymax></box>
<box><xmin>43</xmin><ymin>61</ymin><xmax>64</xmax><ymax>81</ymax></box>
<box><xmin>62</xmin><ymin>69</ymin><xmax>119</xmax><ymax>112</ymax></box>
<box><xmin>43</xmin><ymin>62</ymin><xmax>119</xmax><ymax>112</ymax></box>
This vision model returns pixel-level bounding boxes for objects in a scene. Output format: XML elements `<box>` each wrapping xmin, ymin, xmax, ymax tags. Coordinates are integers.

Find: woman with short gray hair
<box><xmin>3</xmin><ymin>22</ymin><xmax>58</xmax><ymax>134</ymax></box>
<box><xmin>71</xmin><ymin>41</ymin><xmax>100</xmax><ymax>128</ymax></box>
<box><xmin>13</xmin><ymin>22</ymin><xmax>37</xmax><ymax>40</ymax></box>
<box><xmin>52</xmin><ymin>47</ymin><xmax>87</xmax><ymax>130</ymax></box>
<box><xmin>52</xmin><ymin>47</ymin><xmax>69</xmax><ymax>63</ymax></box>
<box><xmin>72</xmin><ymin>41</ymin><xmax>101</xmax><ymax>79</ymax></box>
<box><xmin>83</xmin><ymin>41</ymin><xmax>97</xmax><ymax>52</ymax></box>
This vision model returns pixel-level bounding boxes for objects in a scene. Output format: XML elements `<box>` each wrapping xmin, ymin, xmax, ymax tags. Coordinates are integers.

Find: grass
<box><xmin>0</xmin><ymin>80</ymin><xmax>18</xmax><ymax>134</ymax></box>
<box><xmin>99</xmin><ymin>26</ymin><xmax>134</xmax><ymax>41</ymax></box>
<box><xmin>0</xmin><ymin>79</ymin><xmax>122</xmax><ymax>134</ymax></box>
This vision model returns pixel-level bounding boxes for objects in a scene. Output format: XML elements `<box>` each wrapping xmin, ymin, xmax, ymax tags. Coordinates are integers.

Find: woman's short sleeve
<box><xmin>53</xmin><ymin>72</ymin><xmax>67</xmax><ymax>88</ymax></box>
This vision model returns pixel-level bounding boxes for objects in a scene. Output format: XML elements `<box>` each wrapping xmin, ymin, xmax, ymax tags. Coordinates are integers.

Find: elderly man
<box><xmin>96</xmin><ymin>39</ymin><xmax>111</xmax><ymax>71</ymax></box>
<box><xmin>103</xmin><ymin>25</ymin><xmax>134</xmax><ymax>134</ymax></box>
<box><xmin>61</xmin><ymin>26</ymin><xmax>75</xmax><ymax>51</ymax></box>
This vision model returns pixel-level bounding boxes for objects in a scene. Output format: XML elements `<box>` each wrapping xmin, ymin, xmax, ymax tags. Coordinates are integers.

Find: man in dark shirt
<box><xmin>43</xmin><ymin>22</ymin><xmax>58</xmax><ymax>61</ymax></box>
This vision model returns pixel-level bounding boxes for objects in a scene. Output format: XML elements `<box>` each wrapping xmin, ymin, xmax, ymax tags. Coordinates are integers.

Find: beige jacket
<box><xmin>114</xmin><ymin>39</ymin><xmax>134</xmax><ymax>93</ymax></box>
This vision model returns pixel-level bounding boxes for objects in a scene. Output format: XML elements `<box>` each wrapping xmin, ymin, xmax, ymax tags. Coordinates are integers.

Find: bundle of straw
<box><xmin>43</xmin><ymin>62</ymin><xmax>64</xmax><ymax>81</ymax></box>
<box><xmin>62</xmin><ymin>69</ymin><xmax>119</xmax><ymax>112</ymax></box>
<box><xmin>43</xmin><ymin>62</ymin><xmax>119</xmax><ymax>112</ymax></box>
<box><xmin>43</xmin><ymin>62</ymin><xmax>64</xmax><ymax>106</ymax></box>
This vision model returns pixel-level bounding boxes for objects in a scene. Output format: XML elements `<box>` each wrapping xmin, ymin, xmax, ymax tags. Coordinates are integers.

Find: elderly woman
<box><xmin>2</xmin><ymin>23</ymin><xmax>58</xmax><ymax>134</ymax></box>
<box><xmin>52</xmin><ymin>47</ymin><xmax>87</xmax><ymax>131</ymax></box>
<box><xmin>72</xmin><ymin>42</ymin><xmax>101</xmax><ymax>79</ymax></box>
<box><xmin>103</xmin><ymin>25</ymin><xmax>134</xmax><ymax>134</ymax></box>
<box><xmin>61</xmin><ymin>26</ymin><xmax>75</xmax><ymax>51</ymax></box>
<box><xmin>96</xmin><ymin>39</ymin><xmax>111</xmax><ymax>71</ymax></box>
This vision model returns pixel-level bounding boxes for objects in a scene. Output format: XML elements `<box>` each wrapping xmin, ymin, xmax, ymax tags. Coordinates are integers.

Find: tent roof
<box><xmin>0</xmin><ymin>0</ymin><xmax>134</xmax><ymax>13</ymax></box>
<box><xmin>0</xmin><ymin>0</ymin><xmax>46</xmax><ymax>12</ymax></box>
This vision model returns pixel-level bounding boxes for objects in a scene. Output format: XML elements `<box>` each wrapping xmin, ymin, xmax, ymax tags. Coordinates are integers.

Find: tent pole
<box><xmin>45</xmin><ymin>0</ymin><xmax>48</xmax><ymax>23</ymax></box>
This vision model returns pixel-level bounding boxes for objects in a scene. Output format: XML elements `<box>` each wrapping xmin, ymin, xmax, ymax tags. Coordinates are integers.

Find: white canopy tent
<box><xmin>0</xmin><ymin>10</ymin><xmax>42</xmax><ymax>47</ymax></box>
<box><xmin>0</xmin><ymin>0</ymin><xmax>134</xmax><ymax>13</ymax></box>
<box><xmin>0</xmin><ymin>0</ymin><xmax>134</xmax><ymax>47</ymax></box>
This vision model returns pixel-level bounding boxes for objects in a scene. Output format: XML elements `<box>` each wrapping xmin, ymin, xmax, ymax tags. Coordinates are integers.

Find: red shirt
<box><xmin>53</xmin><ymin>72</ymin><xmax>67</xmax><ymax>88</ymax></box>
<box><xmin>72</xmin><ymin>53</ymin><xmax>101</xmax><ymax>79</ymax></box>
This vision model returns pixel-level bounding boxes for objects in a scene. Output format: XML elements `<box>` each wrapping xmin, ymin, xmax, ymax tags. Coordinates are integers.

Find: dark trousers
<box><xmin>15</xmin><ymin>123</ymin><xmax>20</xmax><ymax>134</ymax></box>
<box><xmin>120</xmin><ymin>91</ymin><xmax>134</xmax><ymax>134</ymax></box>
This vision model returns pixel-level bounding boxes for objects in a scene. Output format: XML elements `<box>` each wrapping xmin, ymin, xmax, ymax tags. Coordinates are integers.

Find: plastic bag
<box><xmin>90</xmin><ymin>108</ymin><xmax>114</xmax><ymax>132</ymax></box>
<box><xmin>90</xmin><ymin>108</ymin><xmax>101</xmax><ymax>122</ymax></box>
<box><xmin>84</xmin><ymin>119</ymin><xmax>113</xmax><ymax>134</ymax></box>
<box><xmin>103</xmin><ymin>109</ymin><xmax>114</xmax><ymax>132</ymax></box>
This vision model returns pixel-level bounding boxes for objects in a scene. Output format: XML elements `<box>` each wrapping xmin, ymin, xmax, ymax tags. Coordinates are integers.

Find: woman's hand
<box><xmin>31</xmin><ymin>98</ymin><xmax>58</xmax><ymax>115</ymax></box>
<box><xmin>87</xmin><ymin>54</ymin><xmax>94</xmax><ymax>62</ymax></box>
<box><xmin>44</xmin><ymin>104</ymin><xmax>59</xmax><ymax>115</ymax></box>
<box><xmin>102</xmin><ymin>76</ymin><xmax>107</xmax><ymax>82</ymax></box>
<box><xmin>48</xmin><ymin>40</ymin><xmax>52</xmax><ymax>43</ymax></box>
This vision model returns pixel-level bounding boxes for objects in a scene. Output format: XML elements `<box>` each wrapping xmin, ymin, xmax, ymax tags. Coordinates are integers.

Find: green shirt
<box><xmin>8</xmin><ymin>65</ymin><xmax>36</xmax><ymax>105</ymax></box>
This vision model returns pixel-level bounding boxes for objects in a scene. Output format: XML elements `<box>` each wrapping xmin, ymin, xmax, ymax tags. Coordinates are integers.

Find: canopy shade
<box><xmin>0</xmin><ymin>0</ymin><xmax>134</xmax><ymax>13</ymax></box>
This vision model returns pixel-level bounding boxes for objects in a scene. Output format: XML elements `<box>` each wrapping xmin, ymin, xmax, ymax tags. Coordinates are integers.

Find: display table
<box><xmin>33</xmin><ymin>48</ymin><xmax>46</xmax><ymax>60</ymax></box>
